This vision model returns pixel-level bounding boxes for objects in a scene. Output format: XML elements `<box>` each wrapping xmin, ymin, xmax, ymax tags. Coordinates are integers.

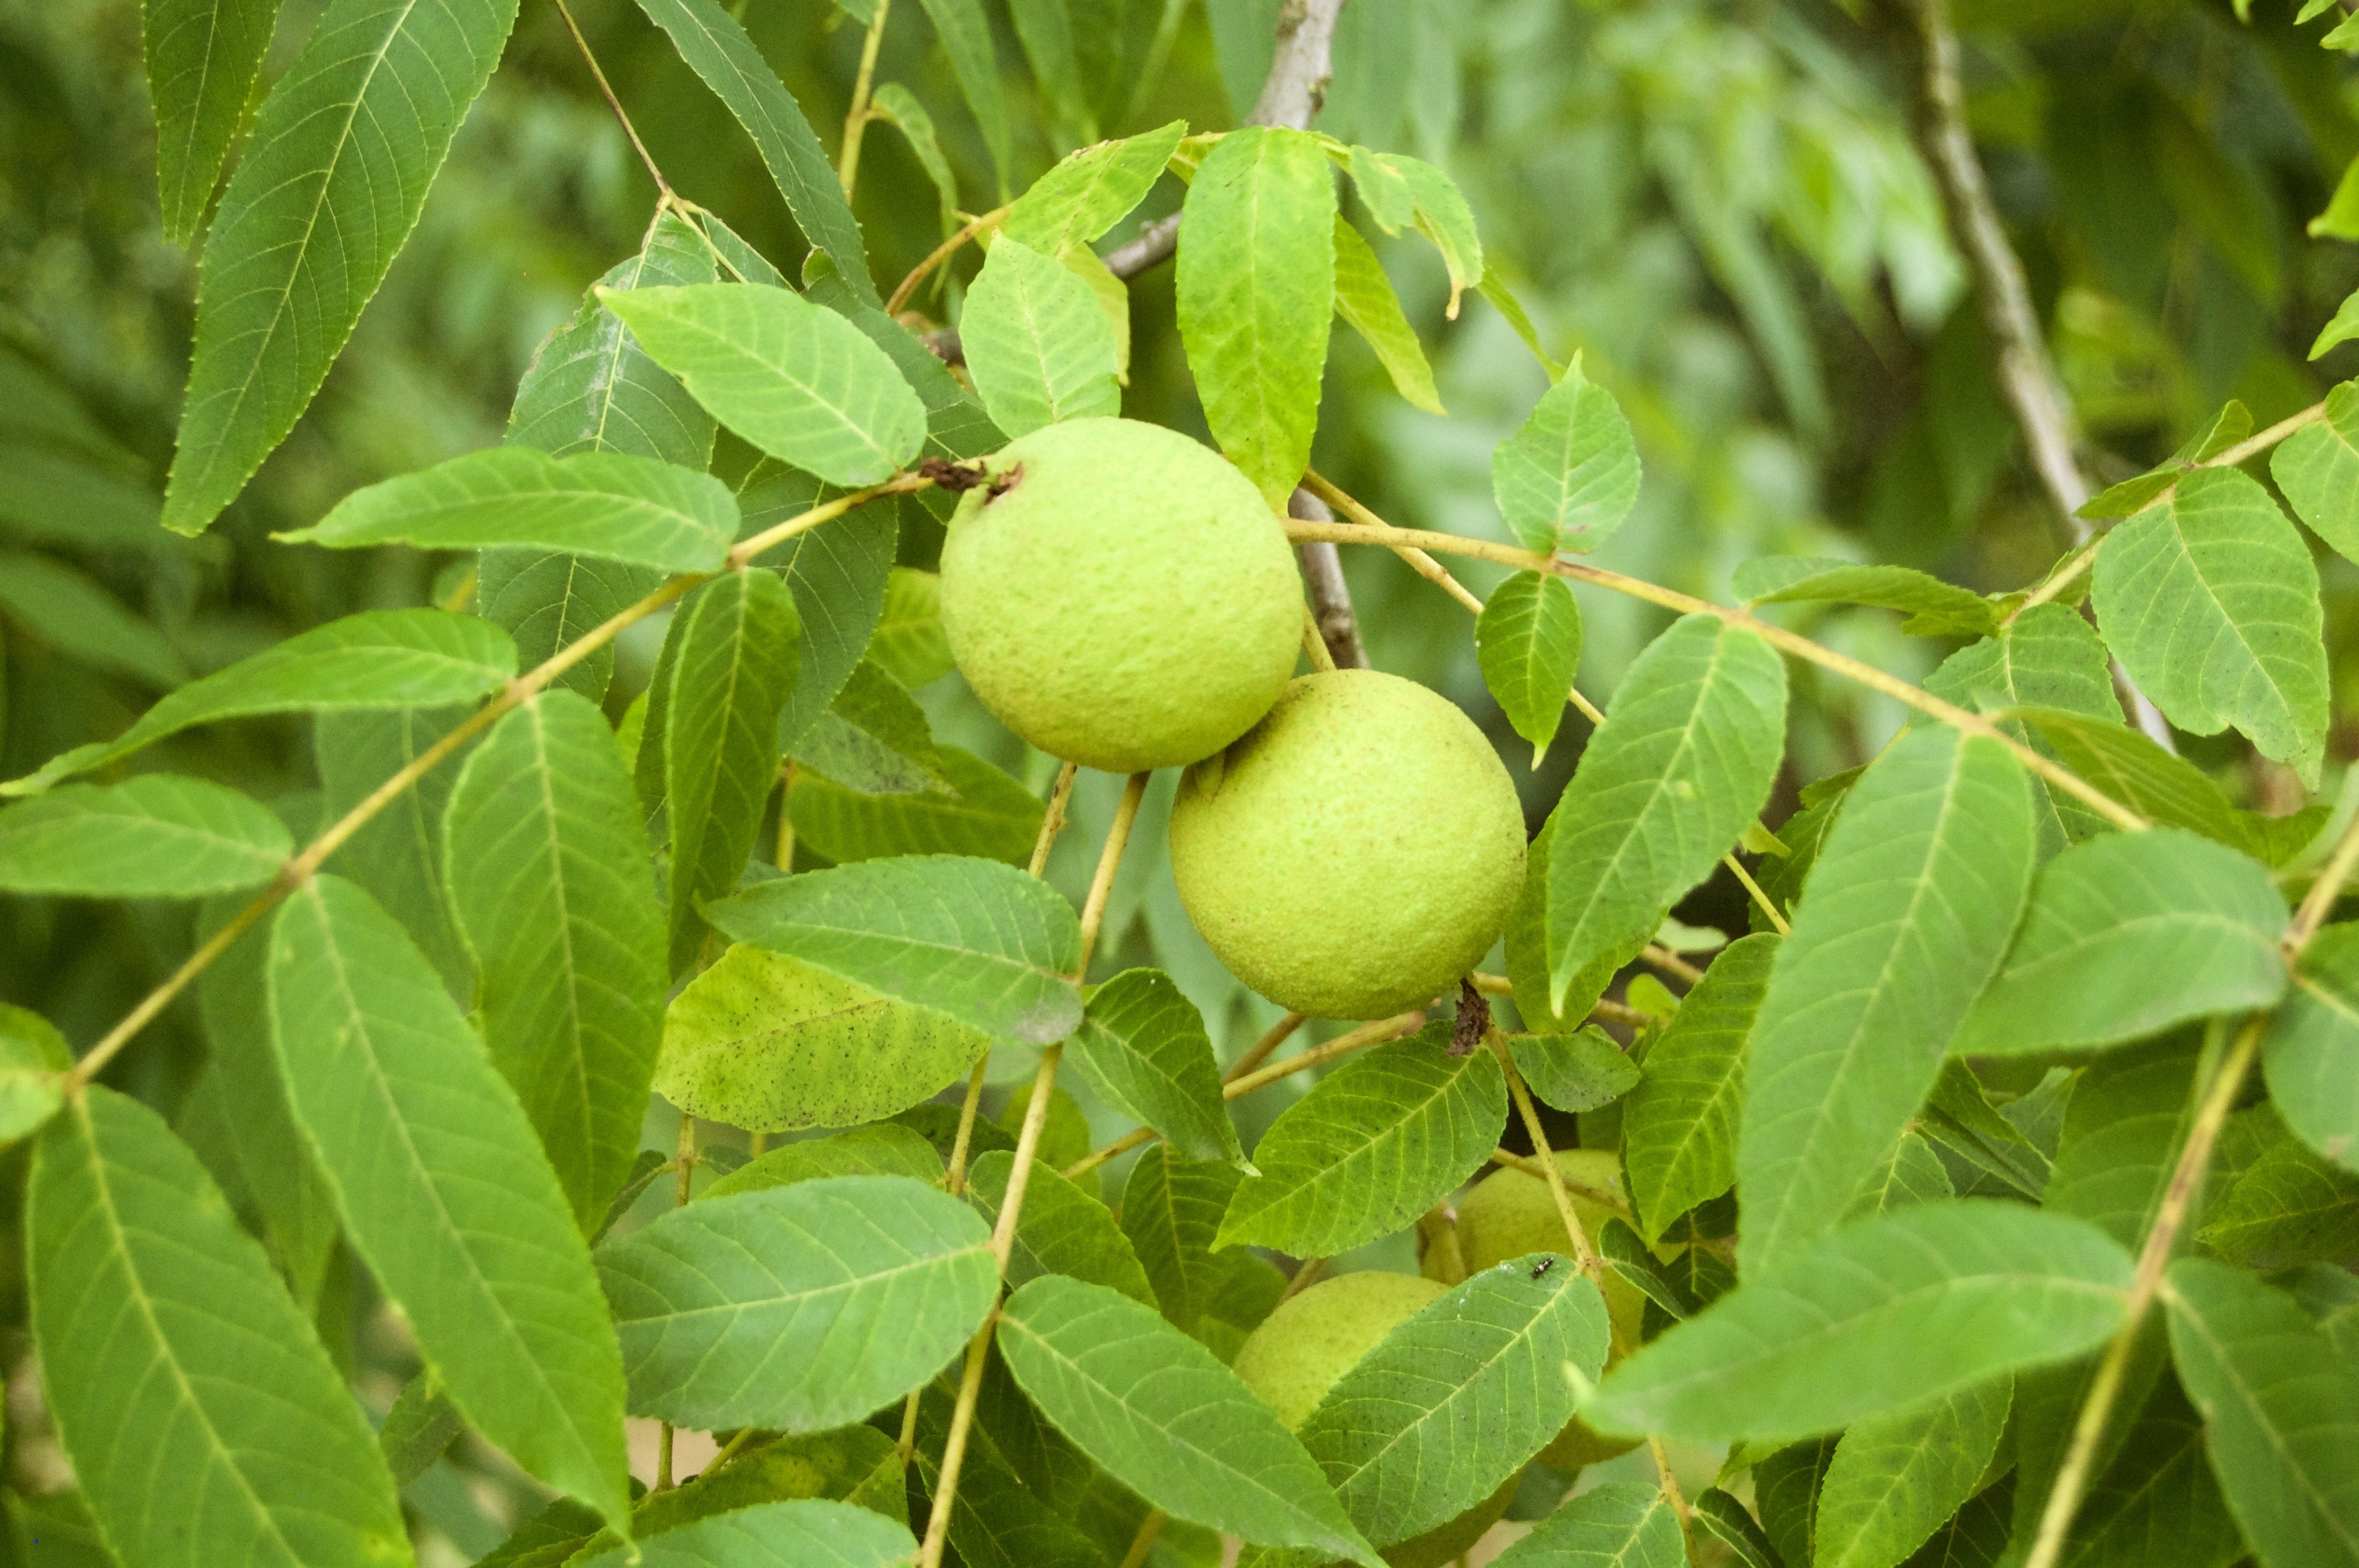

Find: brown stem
<box><xmin>1291</xmin><ymin>488</ymin><xmax>1368</xmax><ymax>672</ymax></box>
<box><xmin>885</xmin><ymin>205</ymin><xmax>1010</xmax><ymax>315</ymax></box>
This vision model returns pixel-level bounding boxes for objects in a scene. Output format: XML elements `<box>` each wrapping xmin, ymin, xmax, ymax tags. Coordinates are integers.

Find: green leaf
<box><xmin>1736</xmin><ymin>726</ymin><xmax>2037</xmax><ymax>1273</ymax></box>
<box><xmin>1176</xmin><ymin>125</ymin><xmax>1337</xmax><ymax>507</ymax></box>
<box><xmin>1068</xmin><ymin>968</ymin><xmax>1243</xmax><ymax>1167</ymax></box>
<box><xmin>1812</xmin><ymin>1377</ymin><xmax>2012</xmax><ymax>1568</ymax></box>
<box><xmin>867</xmin><ymin>85</ymin><xmax>960</xmax><ymax>237</ymax></box>
<box><xmin>1215</xmin><ymin>1025</ymin><xmax>1506</xmax><ymax>1257</ymax></box>
<box><xmin>1544</xmin><ymin>615</ymin><xmax>1787</xmax><ymax>1011</ymax></box>
<box><xmin>654</xmin><ymin>944</ymin><xmax>990</xmax><ymax>1131</ymax></box>
<box><xmin>1476</xmin><ymin>267</ymin><xmax>1565</xmax><ymax>380</ymax></box>
<box><xmin>598</xmin><ymin>284</ymin><xmax>925</xmax><ymax>486</ymax></box>
<box><xmin>1299</xmin><ymin>1261</ymin><xmax>1612</xmax><ymax>1548</ymax></box>
<box><xmin>911</xmin><ymin>0</ymin><xmax>1013</xmax><ymax>193</ymax></box>
<box><xmin>1848</xmin><ymin>1129</ymin><xmax>1956</xmax><ymax>1218</ymax></box>
<box><xmin>286</xmin><ymin>448</ymin><xmax>734</xmax><ymax>572</ymax></box>
<box><xmin>2092</xmin><ymin>466</ymin><xmax>2329</xmax><ymax>786</ymax></box>
<box><xmin>2198</xmin><ymin>1132</ymin><xmax>2359</xmax><ymax>1269</ymax></box>
<box><xmin>443</xmin><ymin>691</ymin><xmax>667</xmax><ymax>1232</ymax></box>
<box><xmin>2273</xmin><ymin>380</ymin><xmax>2359</xmax><ymax>565</ymax></box>
<box><xmin>1475</xmin><ymin>569</ymin><xmax>1583</xmax><ymax>762</ymax></box>
<box><xmin>905</xmin><ymin>1385</ymin><xmax>1100</xmax><ymax>1568</ymax></box>
<box><xmin>316</xmin><ymin>704</ymin><xmax>475</xmax><ymax>996</ymax></box>
<box><xmin>1006</xmin><ymin>0</ymin><xmax>1093</xmax><ymax>142</ymax></box>
<box><xmin>571</xmin><ymin>1499</ymin><xmax>918</xmax><ymax>1567</ymax></box>
<box><xmin>1586</xmin><ymin>1201</ymin><xmax>2133</xmax><ymax>1444</ymax></box>
<box><xmin>996</xmin><ymin>1275</ymin><xmax>1383</xmax><ymax>1565</ymax></box>
<box><xmin>1902</xmin><ymin>1480</ymin><xmax>2012</xmax><ymax>1568</ymax></box>
<box><xmin>2059</xmin><ymin>1367</ymin><xmax>2246</xmax><ymax>1568</ymax></box>
<box><xmin>0</xmin><ymin>550</ymin><xmax>191</xmax><ymax>689</ymax></box>
<box><xmin>868</xmin><ymin>568</ymin><xmax>951</xmax><ymax>690</ymax></box>
<box><xmin>1689</xmin><ymin>1490</ymin><xmax>1779</xmax><ymax>1568</ymax></box>
<box><xmin>29</xmin><ymin>1087</ymin><xmax>410</xmax><ymax>1568</ymax></box>
<box><xmin>2164</xmin><ymin>1257</ymin><xmax>2359</xmax><ymax>1568</ymax></box>
<box><xmin>193</xmin><ymin>898</ymin><xmax>342</xmax><ymax>1301</ymax></box>
<box><xmin>162</xmin><ymin>0</ymin><xmax>519</xmax><ymax>534</ymax></box>
<box><xmin>2266</xmin><ymin>924</ymin><xmax>2359</xmax><ymax>1171</ymax></box>
<box><xmin>0</xmin><ymin>775</ymin><xmax>288</xmax><ymax>896</ymax></box>
<box><xmin>0</xmin><ymin>1004</ymin><xmax>68</xmax><ymax>1144</ymax></box>
<box><xmin>1345</xmin><ymin>150</ymin><xmax>1482</xmax><ymax>317</ymax></box>
<box><xmin>267</xmin><ymin>876</ymin><xmax>631</xmax><ymax>1530</ymax></box>
<box><xmin>1928</xmin><ymin>604</ymin><xmax>2122</xmax><ymax>726</ymax></box>
<box><xmin>791</xmin><ymin>744</ymin><xmax>1045</xmax><ymax>864</ymax></box>
<box><xmin>660</xmin><ymin>568</ymin><xmax>801</xmax><ymax>972</ymax></box>
<box><xmin>1733</xmin><ymin>557</ymin><xmax>1998</xmax><ymax>639</ymax></box>
<box><xmin>1757</xmin><ymin>1439</ymin><xmax>1835</xmax><ymax>1567</ymax></box>
<box><xmin>788</xmin><ymin>660</ymin><xmax>951</xmax><ymax>795</ymax></box>
<box><xmin>1920</xmin><ymin>1061</ymin><xmax>2051</xmax><ymax>1200</ymax></box>
<box><xmin>960</xmin><ymin>237</ymin><xmax>1121</xmax><ymax>437</ymax></box>
<box><xmin>1949</xmin><ymin>830</ymin><xmax>2286</xmax><ymax>1056</ymax></box>
<box><xmin>5</xmin><ymin>609</ymin><xmax>514</xmax><ymax>795</ymax></box>
<box><xmin>489</xmin><ymin>211</ymin><xmax>717</xmax><ymax>703</ymax></box>
<box><xmin>597</xmin><ymin>1174</ymin><xmax>997</xmax><ymax>1432</ymax></box>
<box><xmin>380</xmin><ymin>1375</ymin><xmax>463</xmax><ymax>1488</ymax></box>
<box><xmin>1001</xmin><ymin>122</ymin><xmax>1188</xmax><ymax>253</ymax></box>
<box><xmin>1120</xmin><ymin>1146</ymin><xmax>1245</xmax><ymax>1336</ymax></box>
<box><xmin>1623</xmin><ymin>931</ymin><xmax>1779</xmax><ymax>1240</ymax></box>
<box><xmin>1510</xmin><ymin>1026</ymin><xmax>1640</xmax><ymax>1115</ymax></box>
<box><xmin>704</xmin><ymin>1121</ymin><xmax>943</xmax><ymax>1199</ymax></box>
<box><xmin>2046</xmin><ymin>1037</ymin><xmax>2200</xmax><ymax>1250</ymax></box>
<box><xmin>1487</xmin><ymin>1482</ymin><xmax>1685</xmax><ymax>1567</ymax></box>
<box><xmin>1331</xmin><ymin>219</ymin><xmax>1443</xmax><ymax>416</ymax></box>
<box><xmin>704</xmin><ymin>855</ymin><xmax>1083</xmax><ymax>1043</ymax></box>
<box><xmin>144</xmin><ymin>0</ymin><xmax>282</xmax><ymax>243</ymax></box>
<box><xmin>968</xmin><ymin>1149</ymin><xmax>1158</xmax><ymax>1305</ymax></box>
<box><xmin>1492</xmin><ymin>352</ymin><xmax>1641</xmax><ymax>555</ymax></box>
<box><xmin>627</xmin><ymin>0</ymin><xmax>876</xmax><ymax>305</ymax></box>
<box><xmin>740</xmin><ymin>468</ymin><xmax>899</xmax><ymax>745</ymax></box>
<box><xmin>2012</xmin><ymin>706</ymin><xmax>2249</xmax><ymax>851</ymax></box>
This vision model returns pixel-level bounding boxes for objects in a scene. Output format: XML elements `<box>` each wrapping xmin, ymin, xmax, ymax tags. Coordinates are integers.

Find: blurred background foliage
<box><xmin>2</xmin><ymin>0</ymin><xmax>2357</xmax><ymax>1552</ymax></box>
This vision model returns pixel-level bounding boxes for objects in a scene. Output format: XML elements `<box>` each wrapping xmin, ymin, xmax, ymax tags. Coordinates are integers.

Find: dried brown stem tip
<box><xmin>1449</xmin><ymin>978</ymin><xmax>1492</xmax><ymax>1057</ymax></box>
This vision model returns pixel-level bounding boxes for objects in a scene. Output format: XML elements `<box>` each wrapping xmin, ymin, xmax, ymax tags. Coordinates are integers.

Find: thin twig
<box><xmin>1292</xmin><ymin>488</ymin><xmax>1367</xmax><ymax>671</ymax></box>
<box><xmin>1278</xmin><ymin>514</ymin><xmax>2150</xmax><ymax>835</ymax></box>
<box><xmin>1640</xmin><ymin>946</ymin><xmax>1709</xmax><ymax>985</ymax></box>
<box><xmin>1723</xmin><ymin>857</ymin><xmax>1789</xmax><ymax>936</ymax></box>
<box><xmin>1117</xmin><ymin>1509</ymin><xmax>1169</xmax><ymax>1568</ymax></box>
<box><xmin>554</xmin><ymin>0</ymin><xmax>674</xmax><ymax>199</ymax></box>
<box><xmin>1222</xmin><ymin>1012</ymin><xmax>1308</xmax><ymax>1083</ymax></box>
<box><xmin>886</xmin><ymin>206</ymin><xmax>1010</xmax><ymax>315</ymax></box>
<box><xmin>836</xmin><ymin>0</ymin><xmax>892</xmax><ymax>195</ymax></box>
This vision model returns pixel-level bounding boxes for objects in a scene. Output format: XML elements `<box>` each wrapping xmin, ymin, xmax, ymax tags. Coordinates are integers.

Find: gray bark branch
<box><xmin>1910</xmin><ymin>0</ymin><xmax>2177</xmax><ymax>749</ymax></box>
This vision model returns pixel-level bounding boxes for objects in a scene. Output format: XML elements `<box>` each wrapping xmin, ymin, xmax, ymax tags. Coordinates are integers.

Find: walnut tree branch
<box><xmin>1908</xmin><ymin>0</ymin><xmax>2176</xmax><ymax>750</ymax></box>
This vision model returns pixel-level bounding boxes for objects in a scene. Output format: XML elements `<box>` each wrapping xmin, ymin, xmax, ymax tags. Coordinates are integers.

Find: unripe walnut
<box><xmin>936</xmin><ymin>417</ymin><xmax>1302</xmax><ymax>772</ymax></box>
<box><xmin>1231</xmin><ymin>1272</ymin><xmax>1514</xmax><ymax>1567</ymax></box>
<box><xmin>1169</xmin><ymin>670</ymin><xmax>1526</xmax><ymax>1018</ymax></box>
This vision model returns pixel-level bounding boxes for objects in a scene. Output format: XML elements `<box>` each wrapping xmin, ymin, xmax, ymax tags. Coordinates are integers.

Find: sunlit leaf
<box><xmin>1331</xmin><ymin>219</ymin><xmax>1443</xmax><ymax>416</ymax></box>
<box><xmin>1733</xmin><ymin>556</ymin><xmax>1997</xmax><ymax>638</ymax></box>
<box><xmin>1476</xmin><ymin>569</ymin><xmax>1582</xmax><ymax>762</ymax></box>
<box><xmin>2265</xmin><ymin>923</ymin><xmax>2359</xmax><ymax>1172</ymax></box>
<box><xmin>1487</xmin><ymin>1482</ymin><xmax>1685</xmax><ymax>1567</ymax></box>
<box><xmin>2270</xmin><ymin>379</ymin><xmax>2359</xmax><ymax>565</ymax></box>
<box><xmin>1176</xmin><ymin>125</ymin><xmax>1336</xmax><ymax>506</ymax></box>
<box><xmin>144</xmin><ymin>0</ymin><xmax>282</xmax><ymax>244</ymax></box>
<box><xmin>705</xmin><ymin>1122</ymin><xmax>943</xmax><ymax>1200</ymax></box>
<box><xmin>960</xmin><ymin>236</ymin><xmax>1121</xmax><ymax>437</ymax></box>
<box><xmin>1001</xmin><ymin>122</ymin><xmax>1187</xmax><ymax>252</ymax></box>
<box><xmin>1067</xmin><ymin>968</ymin><xmax>1243</xmax><ymax>1166</ymax></box>
<box><xmin>1492</xmin><ymin>353</ymin><xmax>1640</xmax><ymax>555</ymax></box>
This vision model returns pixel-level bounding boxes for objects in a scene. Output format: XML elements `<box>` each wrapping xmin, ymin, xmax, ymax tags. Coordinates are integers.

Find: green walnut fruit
<box><xmin>1231</xmin><ymin>1272</ymin><xmax>1515</xmax><ymax>1567</ymax></box>
<box><xmin>937</xmin><ymin>417</ymin><xmax>1302</xmax><ymax>771</ymax></box>
<box><xmin>1169</xmin><ymin>669</ymin><xmax>1526</xmax><ymax>1018</ymax></box>
<box><xmin>1440</xmin><ymin>1150</ymin><xmax>1644</xmax><ymax>1469</ymax></box>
